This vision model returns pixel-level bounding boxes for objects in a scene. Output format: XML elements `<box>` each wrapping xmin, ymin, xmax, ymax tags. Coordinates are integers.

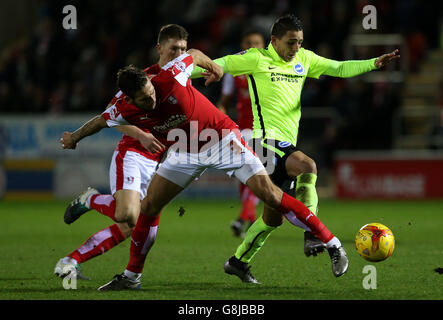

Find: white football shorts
<box><xmin>109</xmin><ymin>149</ymin><xmax>159</xmax><ymax>199</ymax></box>
<box><xmin>156</xmin><ymin>131</ymin><xmax>265</xmax><ymax>188</ymax></box>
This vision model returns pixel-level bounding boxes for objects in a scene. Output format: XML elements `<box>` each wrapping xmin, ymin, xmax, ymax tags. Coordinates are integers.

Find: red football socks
<box><xmin>126</xmin><ymin>213</ymin><xmax>160</xmax><ymax>273</ymax></box>
<box><xmin>69</xmin><ymin>224</ymin><xmax>126</xmax><ymax>263</ymax></box>
<box><xmin>90</xmin><ymin>194</ymin><xmax>117</xmax><ymax>221</ymax></box>
<box><xmin>239</xmin><ymin>184</ymin><xmax>258</xmax><ymax>222</ymax></box>
<box><xmin>278</xmin><ymin>192</ymin><xmax>334</xmax><ymax>243</ymax></box>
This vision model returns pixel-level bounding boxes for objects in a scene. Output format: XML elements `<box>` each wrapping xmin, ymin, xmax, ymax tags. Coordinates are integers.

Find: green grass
<box><xmin>1</xmin><ymin>198</ymin><xmax>442</xmax><ymax>300</ymax></box>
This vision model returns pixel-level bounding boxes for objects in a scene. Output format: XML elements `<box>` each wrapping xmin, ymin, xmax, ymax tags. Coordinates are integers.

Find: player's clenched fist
<box><xmin>60</xmin><ymin>131</ymin><xmax>78</xmax><ymax>149</ymax></box>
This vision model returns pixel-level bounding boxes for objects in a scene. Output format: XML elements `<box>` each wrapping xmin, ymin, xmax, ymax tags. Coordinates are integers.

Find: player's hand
<box><xmin>138</xmin><ymin>132</ymin><xmax>166</xmax><ymax>153</ymax></box>
<box><xmin>60</xmin><ymin>131</ymin><xmax>77</xmax><ymax>149</ymax></box>
<box><xmin>375</xmin><ymin>49</ymin><xmax>400</xmax><ymax>68</ymax></box>
<box><xmin>202</xmin><ymin>64</ymin><xmax>224</xmax><ymax>86</ymax></box>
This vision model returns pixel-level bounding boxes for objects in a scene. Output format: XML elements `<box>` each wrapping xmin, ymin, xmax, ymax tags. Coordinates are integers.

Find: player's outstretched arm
<box><xmin>115</xmin><ymin>125</ymin><xmax>165</xmax><ymax>153</ymax></box>
<box><xmin>187</xmin><ymin>48</ymin><xmax>224</xmax><ymax>86</ymax></box>
<box><xmin>190</xmin><ymin>57</ymin><xmax>228</xmax><ymax>79</ymax></box>
<box><xmin>60</xmin><ymin>115</ymin><xmax>108</xmax><ymax>149</ymax></box>
<box><xmin>317</xmin><ymin>49</ymin><xmax>400</xmax><ymax>79</ymax></box>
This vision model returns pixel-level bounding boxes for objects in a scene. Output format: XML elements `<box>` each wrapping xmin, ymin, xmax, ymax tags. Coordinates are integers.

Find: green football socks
<box><xmin>234</xmin><ymin>216</ymin><xmax>277</xmax><ymax>263</ymax></box>
<box><xmin>296</xmin><ymin>173</ymin><xmax>319</xmax><ymax>216</ymax></box>
<box><xmin>234</xmin><ymin>173</ymin><xmax>318</xmax><ymax>264</ymax></box>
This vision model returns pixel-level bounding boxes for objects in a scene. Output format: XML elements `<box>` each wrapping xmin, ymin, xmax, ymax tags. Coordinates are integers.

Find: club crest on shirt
<box><xmin>110</xmin><ymin>107</ymin><xmax>121</xmax><ymax>120</ymax></box>
<box><xmin>293</xmin><ymin>63</ymin><xmax>304</xmax><ymax>75</ymax></box>
<box><xmin>174</xmin><ymin>61</ymin><xmax>186</xmax><ymax>72</ymax></box>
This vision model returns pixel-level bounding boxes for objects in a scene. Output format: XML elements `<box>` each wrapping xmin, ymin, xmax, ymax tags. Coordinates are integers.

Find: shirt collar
<box><xmin>267</xmin><ymin>41</ymin><xmax>287</xmax><ymax>63</ymax></box>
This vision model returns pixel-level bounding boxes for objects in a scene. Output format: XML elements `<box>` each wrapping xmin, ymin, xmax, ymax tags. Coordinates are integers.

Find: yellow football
<box><xmin>355</xmin><ymin>223</ymin><xmax>395</xmax><ymax>262</ymax></box>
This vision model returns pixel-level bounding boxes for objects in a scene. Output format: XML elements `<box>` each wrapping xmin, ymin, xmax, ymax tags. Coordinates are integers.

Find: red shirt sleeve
<box><xmin>101</xmin><ymin>97</ymin><xmax>129</xmax><ymax>127</ymax></box>
<box><xmin>160</xmin><ymin>53</ymin><xmax>194</xmax><ymax>87</ymax></box>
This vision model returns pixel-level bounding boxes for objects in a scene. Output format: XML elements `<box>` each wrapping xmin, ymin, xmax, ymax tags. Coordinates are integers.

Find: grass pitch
<box><xmin>0</xmin><ymin>198</ymin><xmax>442</xmax><ymax>300</ymax></box>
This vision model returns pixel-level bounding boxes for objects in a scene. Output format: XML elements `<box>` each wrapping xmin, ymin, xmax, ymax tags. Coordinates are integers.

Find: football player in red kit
<box><xmin>54</xmin><ymin>24</ymin><xmax>187</xmax><ymax>280</ymax></box>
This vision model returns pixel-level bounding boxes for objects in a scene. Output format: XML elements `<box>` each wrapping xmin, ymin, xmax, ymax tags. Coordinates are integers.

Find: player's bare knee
<box><xmin>305</xmin><ymin>158</ymin><xmax>317</xmax><ymax>174</ymax></box>
<box><xmin>295</xmin><ymin>157</ymin><xmax>317</xmax><ymax>175</ymax></box>
<box><xmin>263</xmin><ymin>209</ymin><xmax>284</xmax><ymax>227</ymax></box>
<box><xmin>113</xmin><ymin>208</ymin><xmax>125</xmax><ymax>223</ymax></box>
<box><xmin>140</xmin><ymin>196</ymin><xmax>160</xmax><ymax>218</ymax></box>
<box><xmin>126</xmin><ymin>208</ymin><xmax>139</xmax><ymax>228</ymax></box>
<box><xmin>114</xmin><ymin>203</ymin><xmax>137</xmax><ymax>224</ymax></box>
<box><xmin>287</xmin><ymin>153</ymin><xmax>317</xmax><ymax>177</ymax></box>
<box><xmin>117</xmin><ymin>223</ymin><xmax>133</xmax><ymax>238</ymax></box>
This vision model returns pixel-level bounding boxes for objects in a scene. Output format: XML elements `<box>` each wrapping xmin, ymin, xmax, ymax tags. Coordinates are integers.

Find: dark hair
<box><xmin>271</xmin><ymin>14</ymin><xmax>303</xmax><ymax>38</ymax></box>
<box><xmin>157</xmin><ymin>24</ymin><xmax>189</xmax><ymax>44</ymax></box>
<box><xmin>117</xmin><ymin>65</ymin><xmax>147</xmax><ymax>98</ymax></box>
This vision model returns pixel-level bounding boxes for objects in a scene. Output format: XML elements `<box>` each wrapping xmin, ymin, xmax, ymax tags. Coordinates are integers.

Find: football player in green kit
<box><xmin>193</xmin><ymin>14</ymin><xmax>399</xmax><ymax>283</ymax></box>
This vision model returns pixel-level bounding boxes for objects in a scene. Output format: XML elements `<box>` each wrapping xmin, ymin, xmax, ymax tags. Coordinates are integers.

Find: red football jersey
<box><xmin>107</xmin><ymin>64</ymin><xmax>163</xmax><ymax>162</ymax></box>
<box><xmin>102</xmin><ymin>53</ymin><xmax>238</xmax><ymax>152</ymax></box>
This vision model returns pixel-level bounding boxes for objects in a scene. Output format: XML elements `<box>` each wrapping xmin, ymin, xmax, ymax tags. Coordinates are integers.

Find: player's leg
<box><xmin>63</xmin><ymin>150</ymin><xmax>140</xmax><ymax>224</ymax></box>
<box><xmin>79</xmin><ymin>189</ymin><xmax>140</xmax><ymax>225</ymax></box>
<box><xmin>224</xmin><ymin>175</ymin><xmax>282</xmax><ymax>282</ymax></box>
<box><xmin>285</xmin><ymin>151</ymin><xmax>318</xmax><ymax>215</ymax></box>
<box><xmin>55</xmin><ymin>222</ymin><xmax>131</xmax><ymax>279</ymax></box>
<box><xmin>226</xmin><ymin>171</ymin><xmax>347</xmax><ymax>280</ymax></box>
<box><xmin>90</xmin><ymin>151</ymin><xmax>161</xmax><ymax>271</ymax></box>
<box><xmin>64</xmin><ymin>189</ymin><xmax>141</xmax><ymax>228</ymax></box>
<box><xmin>125</xmin><ymin>173</ymin><xmax>184</xmax><ymax>274</ymax></box>
<box><xmin>241</xmin><ymin>185</ymin><xmax>258</xmax><ymax>221</ymax></box>
<box><xmin>56</xmin><ymin>151</ymin><xmax>158</xmax><ymax>278</ymax></box>
<box><xmin>231</xmin><ymin>129</ymin><xmax>259</xmax><ymax>237</ymax></box>
<box><xmin>231</xmin><ymin>173</ymin><xmax>306</xmax><ymax>264</ymax></box>
<box><xmin>222</xmin><ymin>172</ymin><xmax>283</xmax><ymax>283</ymax></box>
<box><xmin>89</xmin><ymin>149</ymin><xmax>160</xmax><ymax>228</ymax></box>
<box><xmin>98</xmin><ymin>174</ymin><xmax>185</xmax><ymax>291</ymax></box>
<box><xmin>256</xmin><ymin>140</ymin><xmax>325</xmax><ymax>256</ymax></box>
<box><xmin>59</xmin><ymin>191</ymin><xmax>139</xmax><ymax>270</ymax></box>
<box><xmin>231</xmin><ymin>183</ymin><xmax>258</xmax><ymax>237</ymax></box>
<box><xmin>97</xmin><ymin>150</ymin><xmax>144</xmax><ymax>225</ymax></box>
<box><xmin>58</xmin><ymin>157</ymin><xmax>143</xmax><ymax>272</ymax></box>
<box><xmin>98</xmin><ymin>156</ymin><xmax>203</xmax><ymax>290</ymax></box>
<box><xmin>223</xmin><ymin>137</ymin><xmax>347</xmax><ymax>280</ymax></box>
<box><xmin>285</xmin><ymin>151</ymin><xmax>325</xmax><ymax>256</ymax></box>
<box><xmin>57</xmin><ymin>190</ymin><xmax>132</xmax><ymax>279</ymax></box>
<box><xmin>58</xmin><ymin>190</ymin><xmax>132</xmax><ymax>279</ymax></box>
<box><xmin>113</xmin><ymin>189</ymin><xmax>141</xmax><ymax>227</ymax></box>
<box><xmin>242</xmin><ymin>185</ymin><xmax>258</xmax><ymax>231</ymax></box>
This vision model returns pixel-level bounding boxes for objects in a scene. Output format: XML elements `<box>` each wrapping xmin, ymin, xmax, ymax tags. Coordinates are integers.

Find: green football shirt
<box><xmin>192</xmin><ymin>42</ymin><xmax>378</xmax><ymax>147</ymax></box>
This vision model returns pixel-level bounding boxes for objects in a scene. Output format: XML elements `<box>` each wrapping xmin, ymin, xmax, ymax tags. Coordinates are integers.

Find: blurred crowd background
<box><xmin>0</xmin><ymin>0</ymin><xmax>442</xmax><ymax>169</ymax></box>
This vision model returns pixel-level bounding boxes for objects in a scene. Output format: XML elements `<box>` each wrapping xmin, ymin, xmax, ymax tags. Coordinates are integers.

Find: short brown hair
<box><xmin>157</xmin><ymin>24</ymin><xmax>189</xmax><ymax>44</ymax></box>
<box><xmin>117</xmin><ymin>65</ymin><xmax>147</xmax><ymax>98</ymax></box>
